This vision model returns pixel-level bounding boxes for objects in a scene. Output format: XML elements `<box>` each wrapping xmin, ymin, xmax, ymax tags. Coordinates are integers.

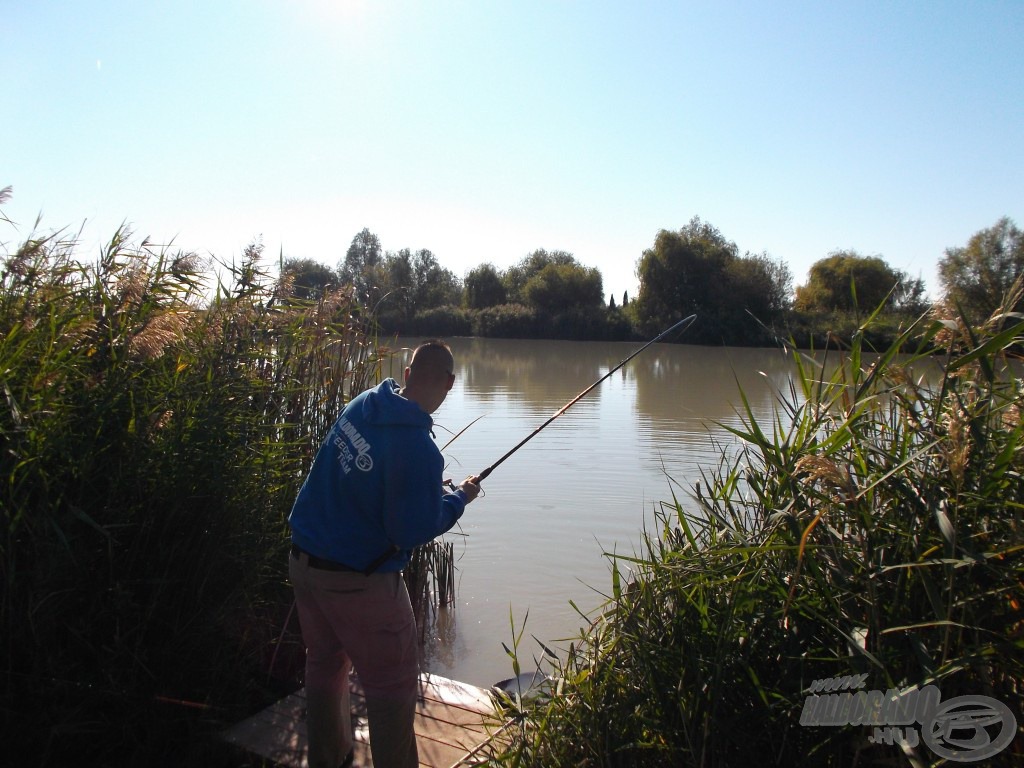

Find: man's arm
<box><xmin>382</xmin><ymin>441</ymin><xmax>475</xmax><ymax>550</ymax></box>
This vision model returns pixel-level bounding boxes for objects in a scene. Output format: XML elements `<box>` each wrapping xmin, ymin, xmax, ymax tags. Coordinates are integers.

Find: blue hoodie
<box><xmin>288</xmin><ymin>378</ymin><xmax>468</xmax><ymax>573</ymax></box>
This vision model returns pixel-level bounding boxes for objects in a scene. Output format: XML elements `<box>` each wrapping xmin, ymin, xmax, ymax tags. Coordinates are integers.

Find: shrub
<box><xmin>493</xmin><ymin>288</ymin><xmax>1024</xmax><ymax>766</ymax></box>
<box><xmin>410</xmin><ymin>304</ymin><xmax>473</xmax><ymax>337</ymax></box>
<box><xmin>471</xmin><ymin>303</ymin><xmax>538</xmax><ymax>338</ymax></box>
<box><xmin>545</xmin><ymin>307</ymin><xmax>636</xmax><ymax>341</ymax></box>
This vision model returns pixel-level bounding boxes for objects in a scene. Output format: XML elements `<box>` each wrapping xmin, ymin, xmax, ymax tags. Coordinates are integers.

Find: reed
<box><xmin>0</xmin><ymin>222</ymin><xmax>454</xmax><ymax>764</ymax></box>
<box><xmin>491</xmin><ymin>290</ymin><xmax>1024</xmax><ymax>766</ymax></box>
<box><xmin>406</xmin><ymin>538</ymin><xmax>458</xmax><ymax>646</ymax></box>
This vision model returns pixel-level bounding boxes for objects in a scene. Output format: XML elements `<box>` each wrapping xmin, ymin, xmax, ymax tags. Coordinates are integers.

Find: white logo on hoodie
<box><xmin>333</xmin><ymin>417</ymin><xmax>374</xmax><ymax>473</ymax></box>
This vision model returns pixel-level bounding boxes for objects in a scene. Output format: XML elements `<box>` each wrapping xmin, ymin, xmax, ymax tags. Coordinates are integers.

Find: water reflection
<box><xmin>632</xmin><ymin>345</ymin><xmax>794</xmax><ymax>420</ymax></box>
<box><xmin>391</xmin><ymin>337</ymin><xmax>806</xmax><ymax>688</ymax></box>
<box><xmin>453</xmin><ymin>337</ymin><xmax>608</xmax><ymax>405</ymax></box>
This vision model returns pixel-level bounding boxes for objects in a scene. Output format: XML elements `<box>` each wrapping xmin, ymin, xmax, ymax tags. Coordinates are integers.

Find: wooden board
<box><xmin>222</xmin><ymin>673</ymin><xmax>508</xmax><ymax>767</ymax></box>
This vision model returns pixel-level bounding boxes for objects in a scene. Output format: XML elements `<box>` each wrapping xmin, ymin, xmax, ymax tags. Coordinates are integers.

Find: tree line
<box><xmin>282</xmin><ymin>216</ymin><xmax>1023</xmax><ymax>347</ymax></box>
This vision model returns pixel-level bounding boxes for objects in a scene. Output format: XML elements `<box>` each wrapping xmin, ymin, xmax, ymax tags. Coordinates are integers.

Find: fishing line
<box><xmin>473</xmin><ymin>314</ymin><xmax>697</xmax><ymax>482</ymax></box>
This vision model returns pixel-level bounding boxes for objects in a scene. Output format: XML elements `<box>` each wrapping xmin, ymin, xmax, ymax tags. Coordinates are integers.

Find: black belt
<box><xmin>291</xmin><ymin>544</ymin><xmax>359</xmax><ymax>572</ymax></box>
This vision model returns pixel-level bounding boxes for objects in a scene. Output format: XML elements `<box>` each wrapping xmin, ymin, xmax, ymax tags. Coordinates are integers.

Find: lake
<box><xmin>387</xmin><ymin>336</ymin><xmax>807</xmax><ymax>689</ymax></box>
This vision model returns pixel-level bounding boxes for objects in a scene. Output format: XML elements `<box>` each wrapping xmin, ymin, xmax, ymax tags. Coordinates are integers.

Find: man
<box><xmin>288</xmin><ymin>340</ymin><xmax>481</xmax><ymax>768</ymax></box>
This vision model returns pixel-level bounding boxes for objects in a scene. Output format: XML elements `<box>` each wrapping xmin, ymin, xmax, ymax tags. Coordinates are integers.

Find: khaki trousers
<box><xmin>289</xmin><ymin>551</ymin><xmax>419</xmax><ymax>768</ymax></box>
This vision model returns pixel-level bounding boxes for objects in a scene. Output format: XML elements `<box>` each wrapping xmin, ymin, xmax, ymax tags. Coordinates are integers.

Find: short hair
<box><xmin>409</xmin><ymin>339</ymin><xmax>453</xmax><ymax>376</ymax></box>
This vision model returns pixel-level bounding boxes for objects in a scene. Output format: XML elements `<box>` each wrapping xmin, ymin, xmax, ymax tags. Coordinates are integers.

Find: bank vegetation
<box><xmin>0</xmin><ymin>222</ymin><xmax>458</xmax><ymax>764</ymax></box>
<box><xmin>489</xmin><ymin>282</ymin><xmax>1024</xmax><ymax>766</ymax></box>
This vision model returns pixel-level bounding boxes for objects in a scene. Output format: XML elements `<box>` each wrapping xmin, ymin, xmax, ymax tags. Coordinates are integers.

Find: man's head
<box><xmin>402</xmin><ymin>340</ymin><xmax>455</xmax><ymax>414</ymax></box>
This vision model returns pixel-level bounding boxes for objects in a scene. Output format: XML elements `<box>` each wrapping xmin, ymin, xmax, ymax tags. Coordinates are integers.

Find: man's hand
<box><xmin>458</xmin><ymin>476</ymin><xmax>482</xmax><ymax>503</ymax></box>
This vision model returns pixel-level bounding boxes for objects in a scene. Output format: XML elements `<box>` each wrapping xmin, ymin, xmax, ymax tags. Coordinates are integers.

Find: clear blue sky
<box><xmin>5</xmin><ymin>0</ymin><xmax>1022</xmax><ymax>300</ymax></box>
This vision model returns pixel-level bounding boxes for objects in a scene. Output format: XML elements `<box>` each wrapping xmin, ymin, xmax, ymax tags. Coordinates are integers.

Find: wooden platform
<box><xmin>222</xmin><ymin>673</ymin><xmax>509</xmax><ymax>767</ymax></box>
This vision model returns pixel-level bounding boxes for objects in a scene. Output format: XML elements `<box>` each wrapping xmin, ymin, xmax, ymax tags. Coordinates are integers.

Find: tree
<box><xmin>720</xmin><ymin>252</ymin><xmax>793</xmax><ymax>338</ymax></box>
<box><xmin>794</xmin><ymin>251</ymin><xmax>914</xmax><ymax>316</ymax></box>
<box><xmin>338</xmin><ymin>228</ymin><xmax>384</xmax><ymax>302</ymax></box>
<box><xmin>892</xmin><ymin>274</ymin><xmax>928</xmax><ymax>317</ymax></box>
<box><xmin>411</xmin><ymin>249</ymin><xmax>461</xmax><ymax>311</ymax></box>
<box><xmin>522</xmin><ymin>262</ymin><xmax>603</xmax><ymax>314</ymax></box>
<box><xmin>503</xmin><ymin>249</ymin><xmax>577</xmax><ymax>304</ymax></box>
<box><xmin>634</xmin><ymin>218</ymin><xmax>792</xmax><ymax>345</ymax></box>
<box><xmin>738</xmin><ymin>252</ymin><xmax>793</xmax><ymax>316</ymax></box>
<box><xmin>939</xmin><ymin>217</ymin><xmax>1024</xmax><ymax>322</ymax></box>
<box><xmin>634</xmin><ymin>219</ymin><xmax>732</xmax><ymax>341</ymax></box>
<box><xmin>375</xmin><ymin>248</ymin><xmax>462</xmax><ymax>324</ymax></box>
<box><xmin>464</xmin><ymin>263</ymin><xmax>507</xmax><ymax>309</ymax></box>
<box><xmin>383</xmin><ymin>248</ymin><xmax>415</xmax><ymax>319</ymax></box>
<box><xmin>280</xmin><ymin>258</ymin><xmax>338</xmax><ymax>300</ymax></box>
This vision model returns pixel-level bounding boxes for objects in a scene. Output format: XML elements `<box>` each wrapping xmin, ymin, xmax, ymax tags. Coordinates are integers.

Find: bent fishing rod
<box><xmin>473</xmin><ymin>313</ymin><xmax>697</xmax><ymax>483</ymax></box>
<box><xmin>371</xmin><ymin>314</ymin><xmax>696</xmax><ymax>576</ymax></box>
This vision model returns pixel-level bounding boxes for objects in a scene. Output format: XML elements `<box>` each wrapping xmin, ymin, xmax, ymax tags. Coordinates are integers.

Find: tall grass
<box><xmin>0</xmin><ymin>221</ymin><xmax>450</xmax><ymax>765</ymax></box>
<box><xmin>491</xmin><ymin>291</ymin><xmax>1024</xmax><ymax>766</ymax></box>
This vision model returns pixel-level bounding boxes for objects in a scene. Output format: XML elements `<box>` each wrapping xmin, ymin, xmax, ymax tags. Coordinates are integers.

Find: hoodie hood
<box><xmin>363</xmin><ymin>378</ymin><xmax>432</xmax><ymax>429</ymax></box>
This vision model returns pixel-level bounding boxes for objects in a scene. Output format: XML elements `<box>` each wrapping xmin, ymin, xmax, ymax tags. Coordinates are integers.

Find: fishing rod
<box><xmin>473</xmin><ymin>313</ymin><xmax>697</xmax><ymax>482</ymax></box>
